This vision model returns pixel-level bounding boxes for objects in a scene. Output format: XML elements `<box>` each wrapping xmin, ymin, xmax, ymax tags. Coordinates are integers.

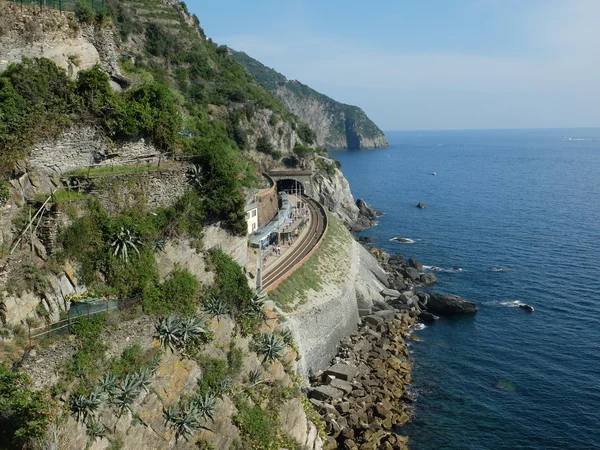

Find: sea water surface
<box><xmin>330</xmin><ymin>129</ymin><xmax>600</xmax><ymax>450</ymax></box>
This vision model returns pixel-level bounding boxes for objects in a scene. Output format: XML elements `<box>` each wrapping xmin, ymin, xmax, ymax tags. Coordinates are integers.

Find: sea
<box><xmin>329</xmin><ymin>129</ymin><xmax>600</xmax><ymax>450</ymax></box>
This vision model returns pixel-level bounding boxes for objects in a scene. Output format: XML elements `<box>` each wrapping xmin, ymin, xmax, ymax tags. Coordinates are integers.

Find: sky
<box><xmin>186</xmin><ymin>0</ymin><xmax>600</xmax><ymax>131</ymax></box>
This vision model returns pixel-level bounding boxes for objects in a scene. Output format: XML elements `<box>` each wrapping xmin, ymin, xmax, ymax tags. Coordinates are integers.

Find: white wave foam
<box><xmin>423</xmin><ymin>265</ymin><xmax>465</xmax><ymax>273</ymax></box>
<box><xmin>412</xmin><ymin>323</ymin><xmax>426</xmax><ymax>331</ymax></box>
<box><xmin>391</xmin><ymin>237</ymin><xmax>415</xmax><ymax>244</ymax></box>
<box><xmin>491</xmin><ymin>265</ymin><xmax>516</xmax><ymax>272</ymax></box>
<box><xmin>500</xmin><ymin>300</ymin><xmax>523</xmax><ymax>307</ymax></box>
<box><xmin>563</xmin><ymin>137</ymin><xmax>599</xmax><ymax>141</ymax></box>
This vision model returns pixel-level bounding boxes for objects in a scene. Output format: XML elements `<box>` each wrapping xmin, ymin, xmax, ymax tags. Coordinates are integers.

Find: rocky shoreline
<box><xmin>308</xmin><ymin>311</ymin><xmax>415</xmax><ymax>450</ymax></box>
<box><xmin>305</xmin><ymin>234</ymin><xmax>478</xmax><ymax>449</ymax></box>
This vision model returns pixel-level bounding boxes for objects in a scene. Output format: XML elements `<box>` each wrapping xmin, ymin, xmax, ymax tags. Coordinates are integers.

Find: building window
<box><xmin>252</xmin><ymin>209</ymin><xmax>257</xmax><ymax>217</ymax></box>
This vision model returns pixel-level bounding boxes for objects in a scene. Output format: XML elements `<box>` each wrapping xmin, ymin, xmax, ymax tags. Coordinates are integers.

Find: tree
<box><xmin>0</xmin><ymin>365</ymin><xmax>52</xmax><ymax>448</ymax></box>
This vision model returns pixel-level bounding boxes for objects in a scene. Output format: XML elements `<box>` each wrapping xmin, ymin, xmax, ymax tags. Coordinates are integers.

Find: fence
<box><xmin>26</xmin><ymin>296</ymin><xmax>141</xmax><ymax>345</ymax></box>
<box><xmin>6</xmin><ymin>0</ymin><xmax>107</xmax><ymax>13</ymax></box>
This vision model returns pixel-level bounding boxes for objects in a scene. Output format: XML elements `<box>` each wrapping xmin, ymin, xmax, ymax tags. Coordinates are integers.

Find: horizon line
<box><xmin>383</xmin><ymin>126</ymin><xmax>600</xmax><ymax>133</ymax></box>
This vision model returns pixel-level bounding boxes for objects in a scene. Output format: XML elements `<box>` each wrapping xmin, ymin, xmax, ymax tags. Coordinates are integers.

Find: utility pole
<box><xmin>256</xmin><ymin>245</ymin><xmax>262</xmax><ymax>291</ymax></box>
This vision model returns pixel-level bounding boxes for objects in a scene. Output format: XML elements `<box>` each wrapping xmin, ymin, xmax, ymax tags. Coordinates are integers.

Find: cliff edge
<box><xmin>231</xmin><ymin>50</ymin><xmax>389</xmax><ymax>150</ymax></box>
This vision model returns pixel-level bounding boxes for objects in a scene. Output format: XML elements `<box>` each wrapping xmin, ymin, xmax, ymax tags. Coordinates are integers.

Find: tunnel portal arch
<box><xmin>276</xmin><ymin>178</ymin><xmax>305</xmax><ymax>196</ymax></box>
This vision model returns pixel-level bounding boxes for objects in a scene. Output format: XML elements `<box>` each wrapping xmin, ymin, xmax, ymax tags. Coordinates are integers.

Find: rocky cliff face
<box><xmin>231</xmin><ymin>50</ymin><xmax>389</xmax><ymax>150</ymax></box>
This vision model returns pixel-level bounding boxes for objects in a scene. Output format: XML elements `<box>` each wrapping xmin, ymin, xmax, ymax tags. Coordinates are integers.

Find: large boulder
<box><xmin>420</xmin><ymin>273</ymin><xmax>437</xmax><ymax>285</ymax></box>
<box><xmin>426</xmin><ymin>293</ymin><xmax>477</xmax><ymax>315</ymax></box>
<box><xmin>403</xmin><ymin>267</ymin><xmax>420</xmax><ymax>281</ymax></box>
<box><xmin>356</xmin><ymin>198</ymin><xmax>381</xmax><ymax>220</ymax></box>
<box><xmin>406</xmin><ymin>258</ymin><xmax>423</xmax><ymax>271</ymax></box>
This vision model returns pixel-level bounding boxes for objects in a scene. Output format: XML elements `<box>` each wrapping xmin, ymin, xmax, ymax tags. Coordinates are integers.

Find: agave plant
<box><xmin>163</xmin><ymin>403</ymin><xmax>202</xmax><ymax>442</ymax></box>
<box><xmin>111</xmin><ymin>374</ymin><xmax>142</xmax><ymax>415</ymax></box>
<box><xmin>213</xmin><ymin>379</ymin><xmax>232</xmax><ymax>398</ymax></box>
<box><xmin>244</xmin><ymin>290</ymin><xmax>266</xmax><ymax>316</ymax></box>
<box><xmin>69</xmin><ymin>390</ymin><xmax>106</xmax><ymax>423</ymax></box>
<box><xmin>192</xmin><ymin>391</ymin><xmax>217</xmax><ymax>420</ymax></box>
<box><xmin>279</xmin><ymin>328</ymin><xmax>294</xmax><ymax>346</ymax></box>
<box><xmin>253</xmin><ymin>333</ymin><xmax>284</xmax><ymax>362</ymax></box>
<box><xmin>203</xmin><ymin>297</ymin><xmax>229</xmax><ymax>320</ymax></box>
<box><xmin>86</xmin><ymin>420</ymin><xmax>106</xmax><ymax>438</ymax></box>
<box><xmin>154</xmin><ymin>316</ymin><xmax>182</xmax><ymax>351</ymax></box>
<box><xmin>187</xmin><ymin>164</ymin><xmax>204</xmax><ymax>191</ymax></box>
<box><xmin>133</xmin><ymin>368</ymin><xmax>153</xmax><ymax>394</ymax></box>
<box><xmin>98</xmin><ymin>373</ymin><xmax>118</xmax><ymax>396</ymax></box>
<box><xmin>154</xmin><ymin>237</ymin><xmax>167</xmax><ymax>253</ymax></box>
<box><xmin>179</xmin><ymin>316</ymin><xmax>208</xmax><ymax>345</ymax></box>
<box><xmin>248</xmin><ymin>368</ymin><xmax>263</xmax><ymax>386</ymax></box>
<box><xmin>110</xmin><ymin>226</ymin><xmax>142</xmax><ymax>263</ymax></box>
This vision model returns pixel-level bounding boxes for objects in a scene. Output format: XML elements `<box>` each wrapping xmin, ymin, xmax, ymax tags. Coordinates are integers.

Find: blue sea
<box><xmin>330</xmin><ymin>129</ymin><xmax>600</xmax><ymax>450</ymax></box>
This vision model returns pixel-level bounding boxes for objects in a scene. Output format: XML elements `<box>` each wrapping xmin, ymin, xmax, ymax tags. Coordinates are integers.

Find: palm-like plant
<box><xmin>187</xmin><ymin>164</ymin><xmax>204</xmax><ymax>191</ymax></box>
<box><xmin>69</xmin><ymin>390</ymin><xmax>106</xmax><ymax>423</ymax></box>
<box><xmin>110</xmin><ymin>226</ymin><xmax>142</xmax><ymax>263</ymax></box>
<box><xmin>203</xmin><ymin>297</ymin><xmax>229</xmax><ymax>320</ymax></box>
<box><xmin>154</xmin><ymin>316</ymin><xmax>182</xmax><ymax>351</ymax></box>
<box><xmin>192</xmin><ymin>391</ymin><xmax>217</xmax><ymax>420</ymax></box>
<box><xmin>253</xmin><ymin>333</ymin><xmax>284</xmax><ymax>362</ymax></box>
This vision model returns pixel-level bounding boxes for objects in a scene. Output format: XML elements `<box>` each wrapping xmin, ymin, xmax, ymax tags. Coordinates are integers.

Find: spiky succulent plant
<box><xmin>111</xmin><ymin>374</ymin><xmax>142</xmax><ymax>415</ymax></box>
<box><xmin>192</xmin><ymin>391</ymin><xmax>217</xmax><ymax>420</ymax></box>
<box><xmin>98</xmin><ymin>373</ymin><xmax>117</xmax><ymax>396</ymax></box>
<box><xmin>154</xmin><ymin>315</ymin><xmax>182</xmax><ymax>351</ymax></box>
<box><xmin>203</xmin><ymin>297</ymin><xmax>229</xmax><ymax>320</ymax></box>
<box><xmin>86</xmin><ymin>420</ymin><xmax>106</xmax><ymax>438</ymax></box>
<box><xmin>279</xmin><ymin>328</ymin><xmax>294</xmax><ymax>346</ymax></box>
<box><xmin>214</xmin><ymin>379</ymin><xmax>232</xmax><ymax>398</ymax></box>
<box><xmin>69</xmin><ymin>390</ymin><xmax>106</xmax><ymax>423</ymax></box>
<box><xmin>133</xmin><ymin>368</ymin><xmax>153</xmax><ymax>394</ymax></box>
<box><xmin>244</xmin><ymin>290</ymin><xmax>266</xmax><ymax>316</ymax></box>
<box><xmin>110</xmin><ymin>226</ymin><xmax>142</xmax><ymax>263</ymax></box>
<box><xmin>253</xmin><ymin>333</ymin><xmax>284</xmax><ymax>362</ymax></box>
<box><xmin>179</xmin><ymin>316</ymin><xmax>209</xmax><ymax>345</ymax></box>
<box><xmin>248</xmin><ymin>368</ymin><xmax>263</xmax><ymax>386</ymax></box>
<box><xmin>187</xmin><ymin>164</ymin><xmax>204</xmax><ymax>191</ymax></box>
<box><xmin>163</xmin><ymin>403</ymin><xmax>201</xmax><ymax>442</ymax></box>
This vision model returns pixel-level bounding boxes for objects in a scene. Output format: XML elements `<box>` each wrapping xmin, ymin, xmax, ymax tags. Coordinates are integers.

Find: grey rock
<box><xmin>381</xmin><ymin>288</ymin><xmax>401</xmax><ymax>298</ymax></box>
<box><xmin>418</xmin><ymin>311</ymin><xmax>437</xmax><ymax>323</ymax></box>
<box><xmin>329</xmin><ymin>378</ymin><xmax>353</xmax><ymax>394</ymax></box>
<box><xmin>407</xmin><ymin>258</ymin><xmax>423</xmax><ymax>271</ymax></box>
<box><xmin>426</xmin><ymin>293</ymin><xmax>477</xmax><ymax>315</ymax></box>
<box><xmin>403</xmin><ymin>267</ymin><xmax>420</xmax><ymax>281</ymax></box>
<box><xmin>420</xmin><ymin>273</ymin><xmax>437</xmax><ymax>285</ymax></box>
<box><xmin>310</xmin><ymin>385</ymin><xmax>345</xmax><ymax>401</ymax></box>
<box><xmin>325</xmin><ymin>363</ymin><xmax>359</xmax><ymax>382</ymax></box>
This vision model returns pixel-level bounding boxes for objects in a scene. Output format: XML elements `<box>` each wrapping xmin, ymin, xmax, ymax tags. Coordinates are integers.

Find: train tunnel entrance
<box><xmin>276</xmin><ymin>179</ymin><xmax>305</xmax><ymax>196</ymax></box>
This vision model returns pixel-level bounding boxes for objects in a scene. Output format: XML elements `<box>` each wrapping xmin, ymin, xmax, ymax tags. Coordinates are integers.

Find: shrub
<box><xmin>143</xmin><ymin>268</ymin><xmax>198</xmax><ymax>316</ymax></box>
<box><xmin>297</xmin><ymin>123</ymin><xmax>316</xmax><ymax>145</ymax></box>
<box><xmin>196</xmin><ymin>356</ymin><xmax>228</xmax><ymax>396</ymax></box>
<box><xmin>0</xmin><ymin>364</ymin><xmax>53</xmax><ymax>448</ymax></box>
<box><xmin>74</xmin><ymin>0</ymin><xmax>95</xmax><ymax>23</ymax></box>
<box><xmin>206</xmin><ymin>249</ymin><xmax>253</xmax><ymax>312</ymax></box>
<box><xmin>233</xmin><ymin>400</ymin><xmax>275</xmax><ymax>448</ymax></box>
<box><xmin>227</xmin><ymin>342</ymin><xmax>243</xmax><ymax>375</ymax></box>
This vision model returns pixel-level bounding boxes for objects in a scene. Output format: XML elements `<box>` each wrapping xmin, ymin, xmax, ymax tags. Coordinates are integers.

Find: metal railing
<box><xmin>6</xmin><ymin>0</ymin><xmax>107</xmax><ymax>13</ymax></box>
<box><xmin>26</xmin><ymin>296</ymin><xmax>141</xmax><ymax>344</ymax></box>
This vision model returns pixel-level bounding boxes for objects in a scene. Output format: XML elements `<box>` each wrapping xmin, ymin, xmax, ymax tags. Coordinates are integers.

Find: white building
<box><xmin>245</xmin><ymin>193</ymin><xmax>259</xmax><ymax>235</ymax></box>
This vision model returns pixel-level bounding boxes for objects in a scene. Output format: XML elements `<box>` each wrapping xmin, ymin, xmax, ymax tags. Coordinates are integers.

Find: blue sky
<box><xmin>186</xmin><ymin>1</ymin><xmax>600</xmax><ymax>130</ymax></box>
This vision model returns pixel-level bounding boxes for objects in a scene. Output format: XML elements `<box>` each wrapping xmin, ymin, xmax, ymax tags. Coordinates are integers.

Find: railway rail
<box><xmin>262</xmin><ymin>195</ymin><xmax>327</xmax><ymax>291</ymax></box>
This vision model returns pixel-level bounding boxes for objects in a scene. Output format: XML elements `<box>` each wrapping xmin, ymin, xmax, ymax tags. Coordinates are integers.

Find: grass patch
<box><xmin>269</xmin><ymin>213</ymin><xmax>352</xmax><ymax>312</ymax></box>
<box><xmin>34</xmin><ymin>188</ymin><xmax>88</xmax><ymax>204</ymax></box>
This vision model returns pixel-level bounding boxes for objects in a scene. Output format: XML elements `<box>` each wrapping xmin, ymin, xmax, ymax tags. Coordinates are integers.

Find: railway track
<box><xmin>262</xmin><ymin>196</ymin><xmax>326</xmax><ymax>290</ymax></box>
